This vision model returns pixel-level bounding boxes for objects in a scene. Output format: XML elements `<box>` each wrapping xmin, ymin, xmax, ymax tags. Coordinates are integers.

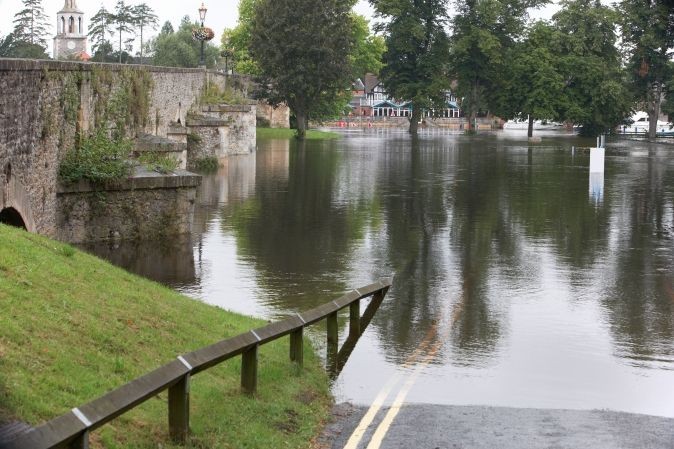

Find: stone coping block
<box><xmin>0</xmin><ymin>58</ymin><xmax>250</xmax><ymax>78</ymax></box>
<box><xmin>57</xmin><ymin>167</ymin><xmax>201</xmax><ymax>194</ymax></box>
<box><xmin>186</xmin><ymin>116</ymin><xmax>231</xmax><ymax>127</ymax></box>
<box><xmin>201</xmin><ymin>104</ymin><xmax>255</xmax><ymax>113</ymax></box>
<box><xmin>135</xmin><ymin>134</ymin><xmax>187</xmax><ymax>153</ymax></box>
<box><xmin>167</xmin><ymin>125</ymin><xmax>189</xmax><ymax>135</ymax></box>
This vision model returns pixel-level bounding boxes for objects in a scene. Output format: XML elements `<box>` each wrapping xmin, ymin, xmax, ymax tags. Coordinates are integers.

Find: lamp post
<box><xmin>221</xmin><ymin>49</ymin><xmax>233</xmax><ymax>74</ymax></box>
<box><xmin>198</xmin><ymin>2</ymin><xmax>207</xmax><ymax>68</ymax></box>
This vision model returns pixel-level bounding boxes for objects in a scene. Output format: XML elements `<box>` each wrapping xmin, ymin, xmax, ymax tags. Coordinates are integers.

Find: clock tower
<box><xmin>53</xmin><ymin>0</ymin><xmax>87</xmax><ymax>59</ymax></box>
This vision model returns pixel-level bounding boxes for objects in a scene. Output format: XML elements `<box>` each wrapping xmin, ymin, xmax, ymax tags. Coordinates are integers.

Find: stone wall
<box><xmin>185</xmin><ymin>104</ymin><xmax>257</xmax><ymax>169</ymax></box>
<box><xmin>257</xmin><ymin>102</ymin><xmax>290</xmax><ymax>128</ymax></box>
<box><xmin>56</xmin><ymin>168</ymin><xmax>200</xmax><ymax>243</ymax></box>
<box><xmin>0</xmin><ymin>58</ymin><xmax>248</xmax><ymax>241</ymax></box>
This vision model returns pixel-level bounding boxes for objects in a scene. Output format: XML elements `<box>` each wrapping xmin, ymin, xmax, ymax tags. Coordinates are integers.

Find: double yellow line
<box><xmin>343</xmin><ymin>317</ymin><xmax>454</xmax><ymax>449</ymax></box>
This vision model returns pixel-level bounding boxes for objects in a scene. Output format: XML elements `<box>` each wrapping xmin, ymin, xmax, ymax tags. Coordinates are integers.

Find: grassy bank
<box><xmin>0</xmin><ymin>224</ymin><xmax>331</xmax><ymax>448</ymax></box>
<box><xmin>257</xmin><ymin>128</ymin><xmax>341</xmax><ymax>140</ymax></box>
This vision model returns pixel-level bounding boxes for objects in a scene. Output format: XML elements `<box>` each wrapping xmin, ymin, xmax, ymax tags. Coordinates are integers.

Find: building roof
<box><xmin>353</xmin><ymin>79</ymin><xmax>365</xmax><ymax>91</ymax></box>
<box><xmin>58</xmin><ymin>0</ymin><xmax>83</xmax><ymax>14</ymax></box>
<box><xmin>363</xmin><ymin>73</ymin><xmax>380</xmax><ymax>94</ymax></box>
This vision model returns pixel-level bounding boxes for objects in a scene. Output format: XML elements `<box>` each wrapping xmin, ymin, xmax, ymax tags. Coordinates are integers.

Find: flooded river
<box><xmin>86</xmin><ymin>130</ymin><xmax>674</xmax><ymax>417</ymax></box>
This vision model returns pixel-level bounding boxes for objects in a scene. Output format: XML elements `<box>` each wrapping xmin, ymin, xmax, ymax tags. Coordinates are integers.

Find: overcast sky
<box><xmin>0</xmin><ymin>0</ymin><xmax>557</xmax><ymax>57</ymax></box>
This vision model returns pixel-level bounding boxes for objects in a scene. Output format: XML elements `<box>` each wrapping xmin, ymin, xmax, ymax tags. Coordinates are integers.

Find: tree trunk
<box><xmin>468</xmin><ymin>111</ymin><xmax>476</xmax><ymax>132</ymax></box>
<box><xmin>648</xmin><ymin>83</ymin><xmax>662</xmax><ymax>139</ymax></box>
<box><xmin>140</xmin><ymin>25</ymin><xmax>144</xmax><ymax>62</ymax></box>
<box><xmin>409</xmin><ymin>108</ymin><xmax>421</xmax><ymax>135</ymax></box>
<box><xmin>118</xmin><ymin>27</ymin><xmax>122</xmax><ymax>63</ymax></box>
<box><xmin>295</xmin><ymin>109</ymin><xmax>307</xmax><ymax>140</ymax></box>
<box><xmin>528</xmin><ymin>115</ymin><xmax>534</xmax><ymax>138</ymax></box>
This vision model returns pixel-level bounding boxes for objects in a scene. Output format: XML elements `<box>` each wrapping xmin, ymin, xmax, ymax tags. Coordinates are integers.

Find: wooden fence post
<box><xmin>327</xmin><ymin>312</ymin><xmax>338</xmax><ymax>369</ymax></box>
<box><xmin>168</xmin><ymin>374</ymin><xmax>190</xmax><ymax>443</ymax></box>
<box><xmin>241</xmin><ymin>345</ymin><xmax>258</xmax><ymax>395</ymax></box>
<box><xmin>290</xmin><ymin>327</ymin><xmax>304</xmax><ymax>367</ymax></box>
<box><xmin>349</xmin><ymin>300</ymin><xmax>360</xmax><ymax>338</ymax></box>
<box><xmin>69</xmin><ymin>431</ymin><xmax>89</xmax><ymax>449</ymax></box>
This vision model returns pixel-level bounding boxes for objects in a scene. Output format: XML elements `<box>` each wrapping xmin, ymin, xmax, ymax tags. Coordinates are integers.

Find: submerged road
<box><xmin>318</xmin><ymin>301</ymin><xmax>674</xmax><ymax>449</ymax></box>
<box><xmin>320</xmin><ymin>403</ymin><xmax>674</xmax><ymax>449</ymax></box>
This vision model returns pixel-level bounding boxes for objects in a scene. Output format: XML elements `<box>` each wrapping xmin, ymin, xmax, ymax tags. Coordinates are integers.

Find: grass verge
<box><xmin>0</xmin><ymin>224</ymin><xmax>331</xmax><ymax>448</ymax></box>
<box><xmin>257</xmin><ymin>128</ymin><xmax>341</xmax><ymax>140</ymax></box>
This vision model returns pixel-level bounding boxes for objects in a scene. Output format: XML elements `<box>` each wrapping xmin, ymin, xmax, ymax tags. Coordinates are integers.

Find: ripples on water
<box><xmin>85</xmin><ymin>130</ymin><xmax>674</xmax><ymax>417</ymax></box>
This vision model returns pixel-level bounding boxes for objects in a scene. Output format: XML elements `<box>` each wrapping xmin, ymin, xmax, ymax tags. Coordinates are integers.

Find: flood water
<box><xmin>86</xmin><ymin>130</ymin><xmax>674</xmax><ymax>417</ymax></box>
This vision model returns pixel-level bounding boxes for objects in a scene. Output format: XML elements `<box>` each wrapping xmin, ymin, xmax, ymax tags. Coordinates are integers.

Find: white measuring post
<box><xmin>589</xmin><ymin>135</ymin><xmax>605</xmax><ymax>173</ymax></box>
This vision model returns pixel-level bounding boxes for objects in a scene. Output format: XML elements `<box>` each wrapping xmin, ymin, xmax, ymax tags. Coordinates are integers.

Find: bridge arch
<box><xmin>1</xmin><ymin>164</ymin><xmax>36</xmax><ymax>233</ymax></box>
<box><xmin>0</xmin><ymin>207</ymin><xmax>26</xmax><ymax>229</ymax></box>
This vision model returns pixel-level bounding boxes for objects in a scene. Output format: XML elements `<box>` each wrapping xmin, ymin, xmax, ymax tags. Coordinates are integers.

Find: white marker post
<box><xmin>589</xmin><ymin>135</ymin><xmax>605</xmax><ymax>173</ymax></box>
<box><xmin>589</xmin><ymin>135</ymin><xmax>605</xmax><ymax>205</ymax></box>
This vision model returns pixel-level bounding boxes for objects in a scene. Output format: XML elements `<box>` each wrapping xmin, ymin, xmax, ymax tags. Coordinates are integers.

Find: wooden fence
<box><xmin>4</xmin><ymin>278</ymin><xmax>392</xmax><ymax>449</ymax></box>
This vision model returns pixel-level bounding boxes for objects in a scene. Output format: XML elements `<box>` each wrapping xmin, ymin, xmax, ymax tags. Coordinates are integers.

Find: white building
<box><xmin>53</xmin><ymin>0</ymin><xmax>88</xmax><ymax>60</ymax></box>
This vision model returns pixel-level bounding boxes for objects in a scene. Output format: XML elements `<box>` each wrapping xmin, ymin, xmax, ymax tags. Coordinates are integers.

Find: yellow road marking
<box><xmin>365</xmin><ymin>367</ymin><xmax>424</xmax><ymax>449</ymax></box>
<box><xmin>342</xmin><ymin>324</ymin><xmax>439</xmax><ymax>449</ymax></box>
<box><xmin>365</xmin><ymin>327</ymin><xmax>450</xmax><ymax>449</ymax></box>
<box><xmin>342</xmin><ymin>374</ymin><xmax>403</xmax><ymax>449</ymax></box>
<box><xmin>342</xmin><ymin>292</ymin><xmax>465</xmax><ymax>449</ymax></box>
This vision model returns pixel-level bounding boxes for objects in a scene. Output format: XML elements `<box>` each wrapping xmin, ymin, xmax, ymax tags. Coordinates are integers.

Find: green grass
<box><xmin>0</xmin><ymin>224</ymin><xmax>331</xmax><ymax>448</ymax></box>
<box><xmin>257</xmin><ymin>128</ymin><xmax>341</xmax><ymax>140</ymax></box>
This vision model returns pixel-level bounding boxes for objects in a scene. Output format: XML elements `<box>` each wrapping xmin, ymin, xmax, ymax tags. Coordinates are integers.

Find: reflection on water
<box><xmin>589</xmin><ymin>172</ymin><xmax>604</xmax><ymax>206</ymax></box>
<box><xmin>87</xmin><ymin>131</ymin><xmax>674</xmax><ymax>417</ymax></box>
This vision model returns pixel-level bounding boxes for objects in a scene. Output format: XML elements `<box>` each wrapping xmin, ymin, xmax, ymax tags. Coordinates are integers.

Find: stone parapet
<box><xmin>56</xmin><ymin>167</ymin><xmax>201</xmax><ymax>243</ymax></box>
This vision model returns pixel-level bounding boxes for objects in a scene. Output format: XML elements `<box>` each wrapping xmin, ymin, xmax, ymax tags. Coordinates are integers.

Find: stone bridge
<box><xmin>0</xmin><ymin>58</ymin><xmax>270</xmax><ymax>242</ymax></box>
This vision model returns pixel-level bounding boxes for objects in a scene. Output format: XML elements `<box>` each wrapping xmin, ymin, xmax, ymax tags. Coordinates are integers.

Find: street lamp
<box><xmin>198</xmin><ymin>3</ymin><xmax>207</xmax><ymax>67</ymax></box>
<box><xmin>221</xmin><ymin>49</ymin><xmax>233</xmax><ymax>74</ymax></box>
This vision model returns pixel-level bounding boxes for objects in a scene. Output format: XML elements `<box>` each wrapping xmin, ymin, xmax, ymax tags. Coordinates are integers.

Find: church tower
<box><xmin>53</xmin><ymin>0</ymin><xmax>88</xmax><ymax>59</ymax></box>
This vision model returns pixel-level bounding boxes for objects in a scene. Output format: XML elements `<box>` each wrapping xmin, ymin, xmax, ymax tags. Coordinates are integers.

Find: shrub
<box><xmin>193</xmin><ymin>156</ymin><xmax>219</xmax><ymax>172</ymax></box>
<box><xmin>59</xmin><ymin>132</ymin><xmax>133</xmax><ymax>184</ymax></box>
<box><xmin>200</xmin><ymin>84</ymin><xmax>247</xmax><ymax>105</ymax></box>
<box><xmin>137</xmin><ymin>152</ymin><xmax>180</xmax><ymax>174</ymax></box>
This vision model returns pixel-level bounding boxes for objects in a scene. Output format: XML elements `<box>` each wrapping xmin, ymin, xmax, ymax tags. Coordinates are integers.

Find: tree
<box><xmin>110</xmin><ymin>0</ymin><xmax>136</xmax><ymax>63</ymax></box>
<box><xmin>148</xmin><ymin>16</ymin><xmax>220</xmax><ymax>68</ymax></box>
<box><xmin>450</xmin><ymin>0</ymin><xmax>548</xmax><ymax>131</ymax></box>
<box><xmin>221</xmin><ymin>0</ymin><xmax>260</xmax><ymax>75</ymax></box>
<box><xmin>552</xmin><ymin>0</ymin><xmax>631</xmax><ymax>135</ymax></box>
<box><xmin>0</xmin><ymin>33</ymin><xmax>14</xmax><ymax>57</ymax></box>
<box><xmin>0</xmin><ymin>31</ymin><xmax>48</xmax><ymax>59</ymax></box>
<box><xmin>662</xmin><ymin>65</ymin><xmax>674</xmax><ymax>119</ymax></box>
<box><xmin>131</xmin><ymin>3</ymin><xmax>158</xmax><ymax>61</ymax></box>
<box><xmin>497</xmin><ymin>22</ymin><xmax>566</xmax><ymax>137</ymax></box>
<box><xmin>370</xmin><ymin>0</ymin><xmax>451</xmax><ymax>134</ymax></box>
<box><xmin>619</xmin><ymin>0</ymin><xmax>674</xmax><ymax>138</ymax></box>
<box><xmin>160</xmin><ymin>20</ymin><xmax>174</xmax><ymax>35</ymax></box>
<box><xmin>89</xmin><ymin>6</ymin><xmax>113</xmax><ymax>60</ymax></box>
<box><xmin>350</xmin><ymin>14</ymin><xmax>386</xmax><ymax>80</ymax></box>
<box><xmin>12</xmin><ymin>0</ymin><xmax>50</xmax><ymax>49</ymax></box>
<box><xmin>250</xmin><ymin>0</ymin><xmax>355</xmax><ymax>139</ymax></box>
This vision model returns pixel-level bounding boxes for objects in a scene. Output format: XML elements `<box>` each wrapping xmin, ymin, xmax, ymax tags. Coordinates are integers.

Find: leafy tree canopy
<box><xmin>250</xmin><ymin>0</ymin><xmax>356</xmax><ymax>138</ymax></box>
<box><xmin>148</xmin><ymin>16</ymin><xmax>220</xmax><ymax>68</ymax></box>
<box><xmin>449</xmin><ymin>0</ymin><xmax>549</xmax><ymax>128</ymax></box>
<box><xmin>371</xmin><ymin>0</ymin><xmax>451</xmax><ymax>134</ymax></box>
<box><xmin>552</xmin><ymin>0</ymin><xmax>632</xmax><ymax>135</ymax></box>
<box><xmin>12</xmin><ymin>0</ymin><xmax>50</xmax><ymax>49</ymax></box>
<box><xmin>619</xmin><ymin>0</ymin><xmax>674</xmax><ymax>137</ymax></box>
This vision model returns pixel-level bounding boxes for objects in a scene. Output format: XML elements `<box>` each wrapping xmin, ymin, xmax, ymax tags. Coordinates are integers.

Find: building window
<box><xmin>61</xmin><ymin>17</ymin><xmax>65</xmax><ymax>34</ymax></box>
<box><xmin>69</xmin><ymin>17</ymin><xmax>74</xmax><ymax>34</ymax></box>
<box><xmin>78</xmin><ymin>17</ymin><xmax>82</xmax><ymax>34</ymax></box>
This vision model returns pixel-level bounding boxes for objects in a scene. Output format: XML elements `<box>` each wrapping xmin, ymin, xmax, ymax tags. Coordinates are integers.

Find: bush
<box><xmin>137</xmin><ymin>152</ymin><xmax>180</xmax><ymax>174</ymax></box>
<box><xmin>59</xmin><ymin>132</ymin><xmax>133</xmax><ymax>184</ymax></box>
<box><xmin>192</xmin><ymin>156</ymin><xmax>219</xmax><ymax>172</ymax></box>
<box><xmin>200</xmin><ymin>83</ymin><xmax>248</xmax><ymax>105</ymax></box>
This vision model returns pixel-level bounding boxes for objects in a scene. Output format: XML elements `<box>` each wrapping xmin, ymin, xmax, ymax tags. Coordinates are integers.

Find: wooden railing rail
<box><xmin>4</xmin><ymin>278</ymin><xmax>392</xmax><ymax>449</ymax></box>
